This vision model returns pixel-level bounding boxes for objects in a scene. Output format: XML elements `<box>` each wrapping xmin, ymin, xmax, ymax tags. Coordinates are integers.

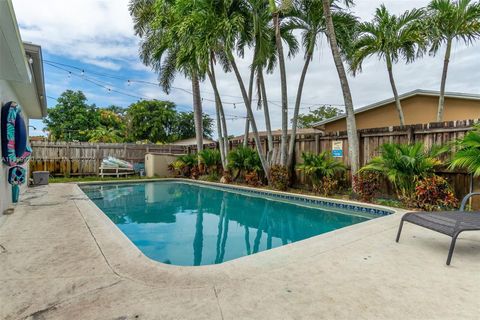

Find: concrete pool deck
<box><xmin>1</xmin><ymin>183</ymin><xmax>479</xmax><ymax>319</ymax></box>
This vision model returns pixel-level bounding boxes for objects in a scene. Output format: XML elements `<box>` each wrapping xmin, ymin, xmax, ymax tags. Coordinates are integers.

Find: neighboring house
<box><xmin>171</xmin><ymin>137</ymin><xmax>216</xmax><ymax>146</ymax></box>
<box><xmin>0</xmin><ymin>0</ymin><xmax>47</xmax><ymax>214</ymax></box>
<box><xmin>313</xmin><ymin>89</ymin><xmax>480</xmax><ymax>132</ymax></box>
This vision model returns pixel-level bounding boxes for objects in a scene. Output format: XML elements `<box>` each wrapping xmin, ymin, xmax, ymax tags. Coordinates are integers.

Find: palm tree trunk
<box><xmin>243</xmin><ymin>57</ymin><xmax>256</xmax><ymax>148</ymax></box>
<box><xmin>273</xmin><ymin>12</ymin><xmax>289</xmax><ymax>167</ymax></box>
<box><xmin>386</xmin><ymin>56</ymin><xmax>405</xmax><ymax>126</ymax></box>
<box><xmin>437</xmin><ymin>37</ymin><xmax>452</xmax><ymax>122</ymax></box>
<box><xmin>207</xmin><ymin>67</ymin><xmax>227</xmax><ymax>170</ymax></box>
<box><xmin>209</xmin><ymin>56</ymin><xmax>229</xmax><ymax>163</ymax></box>
<box><xmin>258</xmin><ymin>68</ymin><xmax>273</xmax><ymax>151</ymax></box>
<box><xmin>191</xmin><ymin>71</ymin><xmax>204</xmax><ymax>157</ymax></box>
<box><xmin>287</xmin><ymin>53</ymin><xmax>311</xmax><ymax>168</ymax></box>
<box><xmin>243</xmin><ymin>119</ymin><xmax>250</xmax><ymax>147</ymax></box>
<box><xmin>229</xmin><ymin>56</ymin><xmax>270</xmax><ymax>182</ymax></box>
<box><xmin>322</xmin><ymin>0</ymin><xmax>360</xmax><ymax>176</ymax></box>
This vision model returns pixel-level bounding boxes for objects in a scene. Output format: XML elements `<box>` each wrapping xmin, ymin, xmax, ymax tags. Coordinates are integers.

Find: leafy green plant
<box><xmin>171</xmin><ymin>153</ymin><xmax>198</xmax><ymax>177</ymax></box>
<box><xmin>296</xmin><ymin>152</ymin><xmax>346</xmax><ymax>194</ymax></box>
<box><xmin>360</xmin><ymin>143</ymin><xmax>447</xmax><ymax>200</ymax></box>
<box><xmin>269</xmin><ymin>165</ymin><xmax>289</xmax><ymax>191</ymax></box>
<box><xmin>198</xmin><ymin>149</ymin><xmax>222</xmax><ymax>174</ymax></box>
<box><xmin>353</xmin><ymin>171</ymin><xmax>381</xmax><ymax>202</ymax></box>
<box><xmin>450</xmin><ymin>124</ymin><xmax>480</xmax><ymax>176</ymax></box>
<box><xmin>412</xmin><ymin>175</ymin><xmax>458</xmax><ymax>211</ymax></box>
<box><xmin>227</xmin><ymin>146</ymin><xmax>262</xmax><ymax>181</ymax></box>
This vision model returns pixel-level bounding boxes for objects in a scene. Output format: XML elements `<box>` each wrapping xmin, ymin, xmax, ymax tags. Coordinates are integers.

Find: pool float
<box><xmin>1</xmin><ymin>101</ymin><xmax>32</xmax><ymax>202</ymax></box>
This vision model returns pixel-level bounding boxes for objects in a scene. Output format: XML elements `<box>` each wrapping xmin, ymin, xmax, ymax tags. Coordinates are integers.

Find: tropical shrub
<box><xmin>198</xmin><ymin>149</ymin><xmax>222</xmax><ymax>174</ymax></box>
<box><xmin>245</xmin><ymin>171</ymin><xmax>262</xmax><ymax>187</ymax></box>
<box><xmin>412</xmin><ymin>175</ymin><xmax>458</xmax><ymax>211</ymax></box>
<box><xmin>318</xmin><ymin>176</ymin><xmax>338</xmax><ymax>196</ymax></box>
<box><xmin>450</xmin><ymin>124</ymin><xmax>480</xmax><ymax>176</ymax></box>
<box><xmin>170</xmin><ymin>153</ymin><xmax>198</xmax><ymax>178</ymax></box>
<box><xmin>360</xmin><ymin>143</ymin><xmax>447</xmax><ymax>200</ymax></box>
<box><xmin>353</xmin><ymin>171</ymin><xmax>381</xmax><ymax>202</ymax></box>
<box><xmin>296</xmin><ymin>152</ymin><xmax>346</xmax><ymax>195</ymax></box>
<box><xmin>227</xmin><ymin>146</ymin><xmax>262</xmax><ymax>181</ymax></box>
<box><xmin>269</xmin><ymin>165</ymin><xmax>289</xmax><ymax>191</ymax></box>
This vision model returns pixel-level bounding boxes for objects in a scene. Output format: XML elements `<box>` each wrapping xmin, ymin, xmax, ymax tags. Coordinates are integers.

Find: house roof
<box><xmin>234</xmin><ymin>128</ymin><xmax>322</xmax><ymax>140</ymax></box>
<box><xmin>171</xmin><ymin>137</ymin><xmax>216</xmax><ymax>146</ymax></box>
<box><xmin>0</xmin><ymin>0</ymin><xmax>46</xmax><ymax>119</ymax></box>
<box><xmin>312</xmin><ymin>89</ymin><xmax>480</xmax><ymax>127</ymax></box>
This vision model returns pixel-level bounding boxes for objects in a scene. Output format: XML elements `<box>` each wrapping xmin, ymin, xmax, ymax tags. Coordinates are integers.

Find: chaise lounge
<box><xmin>396</xmin><ymin>192</ymin><xmax>480</xmax><ymax>265</ymax></box>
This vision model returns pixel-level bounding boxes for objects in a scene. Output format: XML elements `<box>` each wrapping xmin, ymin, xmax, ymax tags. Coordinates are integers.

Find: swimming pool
<box><xmin>81</xmin><ymin>181</ymin><xmax>392</xmax><ymax>266</ymax></box>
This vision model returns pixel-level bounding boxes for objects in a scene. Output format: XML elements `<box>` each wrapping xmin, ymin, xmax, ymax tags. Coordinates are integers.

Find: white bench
<box><xmin>98</xmin><ymin>166</ymin><xmax>135</xmax><ymax>178</ymax></box>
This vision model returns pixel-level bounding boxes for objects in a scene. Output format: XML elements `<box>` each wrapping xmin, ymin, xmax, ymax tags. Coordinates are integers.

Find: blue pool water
<box><xmin>81</xmin><ymin>181</ymin><xmax>380</xmax><ymax>266</ymax></box>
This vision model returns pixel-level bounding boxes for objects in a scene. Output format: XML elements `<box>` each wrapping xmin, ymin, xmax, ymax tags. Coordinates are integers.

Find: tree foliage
<box><xmin>44</xmin><ymin>90</ymin><xmax>100</xmax><ymax>142</ymax></box>
<box><xmin>296</xmin><ymin>105</ymin><xmax>342</xmax><ymax>128</ymax></box>
<box><xmin>44</xmin><ymin>90</ymin><xmax>213</xmax><ymax>143</ymax></box>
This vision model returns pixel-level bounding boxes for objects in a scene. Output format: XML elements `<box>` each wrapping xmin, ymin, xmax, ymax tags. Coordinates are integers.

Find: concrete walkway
<box><xmin>1</xmin><ymin>183</ymin><xmax>479</xmax><ymax>320</ymax></box>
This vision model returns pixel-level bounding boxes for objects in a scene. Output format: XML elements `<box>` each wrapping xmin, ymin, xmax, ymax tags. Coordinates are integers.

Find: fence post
<box><xmin>66</xmin><ymin>142</ymin><xmax>71</xmax><ymax>177</ymax></box>
<box><xmin>407</xmin><ymin>126</ymin><xmax>415</xmax><ymax>144</ymax></box>
<box><xmin>315</xmin><ymin>134</ymin><xmax>319</xmax><ymax>154</ymax></box>
<box><xmin>95</xmin><ymin>145</ymin><xmax>100</xmax><ymax>176</ymax></box>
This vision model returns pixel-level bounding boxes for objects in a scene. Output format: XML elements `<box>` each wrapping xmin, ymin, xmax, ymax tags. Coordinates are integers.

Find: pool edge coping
<box><xmin>67</xmin><ymin>179</ymin><xmax>407</xmax><ymax>287</ymax></box>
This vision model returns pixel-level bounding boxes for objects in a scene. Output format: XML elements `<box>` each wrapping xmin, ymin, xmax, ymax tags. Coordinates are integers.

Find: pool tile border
<box><xmin>186</xmin><ymin>181</ymin><xmax>392</xmax><ymax>217</ymax></box>
<box><xmin>80</xmin><ymin>178</ymin><xmax>394</xmax><ymax>217</ymax></box>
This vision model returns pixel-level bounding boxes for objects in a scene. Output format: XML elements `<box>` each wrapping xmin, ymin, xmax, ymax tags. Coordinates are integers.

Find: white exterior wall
<box><xmin>0</xmin><ymin>79</ymin><xmax>29</xmax><ymax>214</ymax></box>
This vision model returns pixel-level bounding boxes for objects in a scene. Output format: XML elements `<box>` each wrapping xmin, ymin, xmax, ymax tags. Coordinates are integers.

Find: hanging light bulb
<box><xmin>68</xmin><ymin>71</ymin><xmax>72</xmax><ymax>78</ymax></box>
<box><xmin>127</xmin><ymin>80</ymin><xmax>131</xmax><ymax>86</ymax></box>
<box><xmin>81</xmin><ymin>69</ymin><xmax>85</xmax><ymax>76</ymax></box>
<box><xmin>233</xmin><ymin>103</ymin><xmax>236</xmax><ymax>109</ymax></box>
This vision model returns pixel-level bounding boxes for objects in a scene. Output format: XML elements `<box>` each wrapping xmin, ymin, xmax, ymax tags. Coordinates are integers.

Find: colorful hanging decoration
<box><xmin>1</xmin><ymin>101</ymin><xmax>32</xmax><ymax>203</ymax></box>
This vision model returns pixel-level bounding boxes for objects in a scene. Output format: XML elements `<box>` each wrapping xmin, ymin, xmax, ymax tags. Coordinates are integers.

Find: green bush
<box><xmin>360</xmin><ymin>143</ymin><xmax>447</xmax><ymax>200</ymax></box>
<box><xmin>450</xmin><ymin>124</ymin><xmax>480</xmax><ymax>176</ymax></box>
<box><xmin>198</xmin><ymin>149</ymin><xmax>222</xmax><ymax>174</ymax></box>
<box><xmin>296</xmin><ymin>152</ymin><xmax>346</xmax><ymax>194</ymax></box>
<box><xmin>227</xmin><ymin>146</ymin><xmax>262</xmax><ymax>181</ymax></box>
<box><xmin>170</xmin><ymin>153</ymin><xmax>198</xmax><ymax>177</ymax></box>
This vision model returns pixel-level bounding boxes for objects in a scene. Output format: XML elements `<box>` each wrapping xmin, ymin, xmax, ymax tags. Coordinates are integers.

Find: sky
<box><xmin>12</xmin><ymin>0</ymin><xmax>480</xmax><ymax>138</ymax></box>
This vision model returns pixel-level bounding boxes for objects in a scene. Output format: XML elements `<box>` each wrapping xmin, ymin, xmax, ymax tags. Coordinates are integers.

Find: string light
<box><xmin>43</xmin><ymin>60</ymin><xmax>345</xmax><ymax>110</ymax></box>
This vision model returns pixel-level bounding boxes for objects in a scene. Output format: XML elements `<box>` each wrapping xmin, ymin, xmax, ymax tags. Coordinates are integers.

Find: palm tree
<box><xmin>321</xmin><ymin>0</ymin><xmax>360</xmax><ymax>177</ymax></box>
<box><xmin>87</xmin><ymin>126</ymin><xmax>123</xmax><ymax>143</ymax></box>
<box><xmin>427</xmin><ymin>0</ymin><xmax>480</xmax><ymax>121</ymax></box>
<box><xmin>350</xmin><ymin>5</ymin><xmax>425</xmax><ymax>126</ymax></box>
<box><xmin>269</xmin><ymin>0</ymin><xmax>290</xmax><ymax>166</ymax></box>
<box><xmin>129</xmin><ymin>0</ymin><xmax>205</xmax><ymax>157</ymax></box>
<box><xmin>287</xmin><ymin>0</ymin><xmax>357</xmax><ymax>168</ymax></box>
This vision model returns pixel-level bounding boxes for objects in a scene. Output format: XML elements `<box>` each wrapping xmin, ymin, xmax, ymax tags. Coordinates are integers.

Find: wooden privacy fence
<box><xmin>230</xmin><ymin>119</ymin><xmax>479</xmax><ymax>198</ymax></box>
<box><xmin>29</xmin><ymin>141</ymin><xmax>215</xmax><ymax>176</ymax></box>
<box><xmin>30</xmin><ymin>119</ymin><xmax>478</xmax><ymax>198</ymax></box>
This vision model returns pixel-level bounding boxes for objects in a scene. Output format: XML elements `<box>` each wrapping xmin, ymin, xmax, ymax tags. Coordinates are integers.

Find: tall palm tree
<box><xmin>350</xmin><ymin>5</ymin><xmax>425</xmax><ymax>126</ymax></box>
<box><xmin>287</xmin><ymin>0</ymin><xmax>357</xmax><ymax>168</ymax></box>
<box><xmin>427</xmin><ymin>0</ymin><xmax>480</xmax><ymax>121</ymax></box>
<box><xmin>322</xmin><ymin>0</ymin><xmax>360</xmax><ymax>176</ymax></box>
<box><xmin>269</xmin><ymin>0</ymin><xmax>290</xmax><ymax>166</ymax></box>
<box><xmin>129</xmin><ymin>0</ymin><xmax>204</xmax><ymax>155</ymax></box>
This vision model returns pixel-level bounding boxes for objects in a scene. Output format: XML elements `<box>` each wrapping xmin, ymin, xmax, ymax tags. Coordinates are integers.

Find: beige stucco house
<box><xmin>313</xmin><ymin>89</ymin><xmax>480</xmax><ymax>132</ymax></box>
<box><xmin>1</xmin><ymin>0</ymin><xmax>46</xmax><ymax>214</ymax></box>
